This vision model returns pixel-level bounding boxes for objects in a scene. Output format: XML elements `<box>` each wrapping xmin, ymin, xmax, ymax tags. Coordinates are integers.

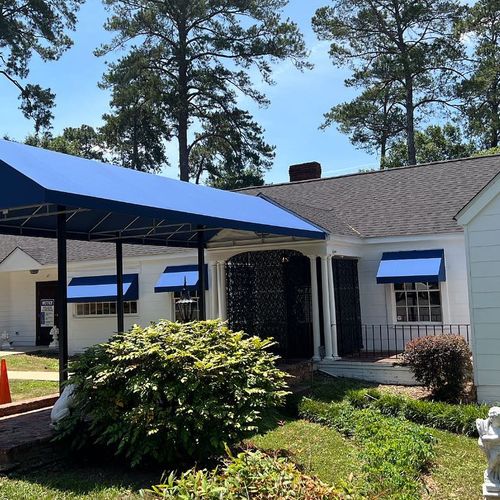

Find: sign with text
<box><xmin>40</xmin><ymin>299</ymin><xmax>55</xmax><ymax>327</ymax></box>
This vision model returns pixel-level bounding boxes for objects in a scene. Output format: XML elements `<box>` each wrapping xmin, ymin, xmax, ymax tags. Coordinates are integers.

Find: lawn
<box><xmin>2</xmin><ymin>352</ymin><xmax>59</xmax><ymax>372</ymax></box>
<box><xmin>0</xmin><ymin>375</ymin><xmax>487</xmax><ymax>499</ymax></box>
<box><xmin>9</xmin><ymin>379</ymin><xmax>59</xmax><ymax>402</ymax></box>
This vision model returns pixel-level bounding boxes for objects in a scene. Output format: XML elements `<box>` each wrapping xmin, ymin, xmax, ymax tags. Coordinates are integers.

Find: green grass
<box><xmin>9</xmin><ymin>379</ymin><xmax>59</xmax><ymax>402</ymax></box>
<box><xmin>426</xmin><ymin>429</ymin><xmax>484</xmax><ymax>499</ymax></box>
<box><xmin>0</xmin><ymin>462</ymin><xmax>157</xmax><ymax>500</ymax></box>
<box><xmin>249</xmin><ymin>419</ymin><xmax>362</xmax><ymax>487</ymax></box>
<box><xmin>2</xmin><ymin>352</ymin><xmax>59</xmax><ymax>372</ymax></box>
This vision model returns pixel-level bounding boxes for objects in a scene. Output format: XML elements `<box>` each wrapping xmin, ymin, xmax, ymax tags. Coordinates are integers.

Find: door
<box><xmin>36</xmin><ymin>281</ymin><xmax>59</xmax><ymax>346</ymax></box>
<box><xmin>332</xmin><ymin>259</ymin><xmax>363</xmax><ymax>356</ymax></box>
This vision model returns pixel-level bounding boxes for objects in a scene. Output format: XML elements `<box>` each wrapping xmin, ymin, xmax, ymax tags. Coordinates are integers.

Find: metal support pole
<box><xmin>116</xmin><ymin>241</ymin><xmax>124</xmax><ymax>333</ymax></box>
<box><xmin>57</xmin><ymin>208</ymin><xmax>68</xmax><ymax>391</ymax></box>
<box><xmin>197</xmin><ymin>227</ymin><xmax>206</xmax><ymax>320</ymax></box>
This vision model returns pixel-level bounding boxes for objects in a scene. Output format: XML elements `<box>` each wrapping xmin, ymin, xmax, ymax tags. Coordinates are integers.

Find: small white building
<box><xmin>2</xmin><ymin>155</ymin><xmax>500</xmax><ymax>390</ymax></box>
<box><xmin>457</xmin><ymin>171</ymin><xmax>500</xmax><ymax>403</ymax></box>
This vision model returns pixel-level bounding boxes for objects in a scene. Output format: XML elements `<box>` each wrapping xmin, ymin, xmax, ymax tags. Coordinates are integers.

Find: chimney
<box><xmin>289</xmin><ymin>162</ymin><xmax>322</xmax><ymax>182</ymax></box>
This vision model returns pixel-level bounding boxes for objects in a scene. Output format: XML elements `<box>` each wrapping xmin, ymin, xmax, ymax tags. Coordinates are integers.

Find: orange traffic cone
<box><xmin>0</xmin><ymin>359</ymin><xmax>12</xmax><ymax>404</ymax></box>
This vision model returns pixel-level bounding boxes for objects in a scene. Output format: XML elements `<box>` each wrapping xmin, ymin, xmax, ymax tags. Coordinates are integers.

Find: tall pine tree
<box><xmin>97</xmin><ymin>0</ymin><xmax>309</xmax><ymax>184</ymax></box>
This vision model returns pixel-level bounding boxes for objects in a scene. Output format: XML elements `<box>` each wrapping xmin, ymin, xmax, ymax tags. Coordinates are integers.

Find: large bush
<box><xmin>402</xmin><ymin>335</ymin><xmax>473</xmax><ymax>401</ymax></box>
<box><xmin>56</xmin><ymin>320</ymin><xmax>289</xmax><ymax>466</ymax></box>
<box><xmin>149</xmin><ymin>448</ymin><xmax>342</xmax><ymax>499</ymax></box>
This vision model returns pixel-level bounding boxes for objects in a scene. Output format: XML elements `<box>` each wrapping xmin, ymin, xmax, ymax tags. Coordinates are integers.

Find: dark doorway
<box><xmin>226</xmin><ymin>250</ymin><xmax>313</xmax><ymax>359</ymax></box>
<box><xmin>36</xmin><ymin>281</ymin><xmax>59</xmax><ymax>346</ymax></box>
<box><xmin>332</xmin><ymin>258</ymin><xmax>363</xmax><ymax>356</ymax></box>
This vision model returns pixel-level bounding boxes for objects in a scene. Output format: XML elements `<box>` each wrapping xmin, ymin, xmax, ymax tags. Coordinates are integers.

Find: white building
<box><xmin>2</xmin><ymin>156</ymin><xmax>500</xmax><ymax>392</ymax></box>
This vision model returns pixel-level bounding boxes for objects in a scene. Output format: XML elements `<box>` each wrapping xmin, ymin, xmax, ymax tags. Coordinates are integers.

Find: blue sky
<box><xmin>0</xmin><ymin>0</ymin><xmax>380</xmax><ymax>183</ymax></box>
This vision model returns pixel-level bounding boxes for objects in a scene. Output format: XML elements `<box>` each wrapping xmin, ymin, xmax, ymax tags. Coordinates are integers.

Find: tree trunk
<box><xmin>177</xmin><ymin>14</ymin><xmax>190</xmax><ymax>182</ymax></box>
<box><xmin>405</xmin><ymin>78</ymin><xmax>417</xmax><ymax>165</ymax></box>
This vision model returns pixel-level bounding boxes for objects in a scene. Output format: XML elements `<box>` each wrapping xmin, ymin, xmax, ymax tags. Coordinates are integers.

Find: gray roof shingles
<box><xmin>1</xmin><ymin>154</ymin><xmax>500</xmax><ymax>264</ymax></box>
<box><xmin>241</xmin><ymin>154</ymin><xmax>500</xmax><ymax>238</ymax></box>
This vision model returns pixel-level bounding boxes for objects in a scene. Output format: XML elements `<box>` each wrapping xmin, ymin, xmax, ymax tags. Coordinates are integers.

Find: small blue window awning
<box><xmin>67</xmin><ymin>274</ymin><xmax>139</xmax><ymax>303</ymax></box>
<box><xmin>155</xmin><ymin>265</ymin><xmax>208</xmax><ymax>293</ymax></box>
<box><xmin>376</xmin><ymin>250</ymin><xmax>446</xmax><ymax>284</ymax></box>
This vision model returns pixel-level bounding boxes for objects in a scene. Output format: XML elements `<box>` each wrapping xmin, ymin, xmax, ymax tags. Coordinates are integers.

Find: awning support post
<box><xmin>57</xmin><ymin>207</ymin><xmax>68</xmax><ymax>391</ymax></box>
<box><xmin>116</xmin><ymin>241</ymin><xmax>124</xmax><ymax>333</ymax></box>
<box><xmin>197</xmin><ymin>226</ymin><xmax>206</xmax><ymax>320</ymax></box>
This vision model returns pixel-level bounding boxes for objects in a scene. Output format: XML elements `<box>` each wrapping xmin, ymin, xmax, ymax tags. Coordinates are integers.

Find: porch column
<box><xmin>57</xmin><ymin>208</ymin><xmax>68</xmax><ymax>390</ymax></box>
<box><xmin>321</xmin><ymin>256</ymin><xmax>333</xmax><ymax>359</ymax></box>
<box><xmin>209</xmin><ymin>262</ymin><xmax>219</xmax><ymax>319</ymax></box>
<box><xmin>217</xmin><ymin>261</ymin><xmax>227</xmax><ymax>320</ymax></box>
<box><xmin>309</xmin><ymin>256</ymin><xmax>321</xmax><ymax>361</ymax></box>
<box><xmin>327</xmin><ymin>255</ymin><xmax>340</xmax><ymax>359</ymax></box>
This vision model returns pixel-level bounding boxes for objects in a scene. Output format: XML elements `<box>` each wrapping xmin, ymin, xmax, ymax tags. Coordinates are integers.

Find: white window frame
<box><xmin>73</xmin><ymin>300</ymin><xmax>139</xmax><ymax>319</ymax></box>
<box><xmin>390</xmin><ymin>281</ymin><xmax>445</xmax><ymax>325</ymax></box>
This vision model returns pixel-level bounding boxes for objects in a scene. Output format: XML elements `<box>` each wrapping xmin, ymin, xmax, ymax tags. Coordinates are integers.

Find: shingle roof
<box><xmin>240</xmin><ymin>154</ymin><xmax>500</xmax><ymax>238</ymax></box>
<box><xmin>0</xmin><ymin>235</ymin><xmax>185</xmax><ymax>266</ymax></box>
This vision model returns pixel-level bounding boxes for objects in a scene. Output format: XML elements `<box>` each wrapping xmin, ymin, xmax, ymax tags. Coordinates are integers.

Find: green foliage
<box><xmin>382</xmin><ymin>124</ymin><xmax>476</xmax><ymax>168</ymax></box>
<box><xmin>148</xmin><ymin>448</ymin><xmax>342</xmax><ymax>499</ymax></box>
<box><xmin>299</xmin><ymin>399</ymin><xmax>435</xmax><ymax>499</ymax></box>
<box><xmin>55</xmin><ymin>320</ymin><xmax>289</xmax><ymax>467</ymax></box>
<box><xmin>456</xmin><ymin>0</ymin><xmax>500</xmax><ymax>149</ymax></box>
<box><xmin>25</xmin><ymin>126</ymin><xmax>106</xmax><ymax>161</ymax></box>
<box><xmin>313</xmin><ymin>0</ymin><xmax>465</xmax><ymax>166</ymax></box>
<box><xmin>0</xmin><ymin>0</ymin><xmax>84</xmax><ymax>131</ymax></box>
<box><xmin>98</xmin><ymin>0</ymin><xmax>309</xmax><ymax>183</ymax></box>
<box><xmin>402</xmin><ymin>335</ymin><xmax>473</xmax><ymax>401</ymax></box>
<box><xmin>346</xmin><ymin>388</ymin><xmax>488</xmax><ymax>436</ymax></box>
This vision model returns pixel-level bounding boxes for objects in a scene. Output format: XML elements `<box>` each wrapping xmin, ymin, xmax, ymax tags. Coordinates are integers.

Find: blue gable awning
<box><xmin>376</xmin><ymin>250</ymin><xmax>446</xmax><ymax>284</ymax></box>
<box><xmin>67</xmin><ymin>274</ymin><xmax>139</xmax><ymax>303</ymax></box>
<box><xmin>155</xmin><ymin>265</ymin><xmax>208</xmax><ymax>293</ymax></box>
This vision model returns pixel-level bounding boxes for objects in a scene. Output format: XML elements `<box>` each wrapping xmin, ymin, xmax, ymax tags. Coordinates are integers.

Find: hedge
<box><xmin>299</xmin><ymin>398</ymin><xmax>435</xmax><ymax>499</ymax></box>
<box><xmin>346</xmin><ymin>388</ymin><xmax>488</xmax><ymax>436</ymax></box>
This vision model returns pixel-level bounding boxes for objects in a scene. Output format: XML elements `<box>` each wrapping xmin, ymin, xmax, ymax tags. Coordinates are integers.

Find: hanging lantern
<box><xmin>176</xmin><ymin>277</ymin><xmax>198</xmax><ymax>322</ymax></box>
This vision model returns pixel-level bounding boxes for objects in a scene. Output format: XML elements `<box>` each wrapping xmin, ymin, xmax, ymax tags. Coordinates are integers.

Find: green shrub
<box><xmin>148</xmin><ymin>448</ymin><xmax>343</xmax><ymax>499</ymax></box>
<box><xmin>346</xmin><ymin>388</ymin><xmax>488</xmax><ymax>436</ymax></box>
<box><xmin>55</xmin><ymin>320</ymin><xmax>289</xmax><ymax>466</ymax></box>
<box><xmin>402</xmin><ymin>335</ymin><xmax>473</xmax><ymax>401</ymax></box>
<box><xmin>299</xmin><ymin>399</ymin><xmax>435</xmax><ymax>499</ymax></box>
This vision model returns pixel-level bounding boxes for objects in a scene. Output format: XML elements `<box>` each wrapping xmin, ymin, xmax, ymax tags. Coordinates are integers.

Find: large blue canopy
<box><xmin>0</xmin><ymin>140</ymin><xmax>326</xmax><ymax>247</ymax></box>
<box><xmin>155</xmin><ymin>264</ymin><xmax>208</xmax><ymax>293</ymax></box>
<box><xmin>376</xmin><ymin>249</ymin><xmax>446</xmax><ymax>284</ymax></box>
<box><xmin>67</xmin><ymin>274</ymin><xmax>139</xmax><ymax>303</ymax></box>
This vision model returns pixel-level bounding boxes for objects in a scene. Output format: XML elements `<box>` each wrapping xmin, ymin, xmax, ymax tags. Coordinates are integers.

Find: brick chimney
<box><xmin>289</xmin><ymin>162</ymin><xmax>322</xmax><ymax>182</ymax></box>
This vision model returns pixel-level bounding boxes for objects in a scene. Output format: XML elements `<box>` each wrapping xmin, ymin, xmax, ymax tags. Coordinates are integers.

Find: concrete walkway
<box><xmin>8</xmin><ymin>371</ymin><xmax>58</xmax><ymax>381</ymax></box>
<box><xmin>0</xmin><ymin>346</ymin><xmax>50</xmax><ymax>357</ymax></box>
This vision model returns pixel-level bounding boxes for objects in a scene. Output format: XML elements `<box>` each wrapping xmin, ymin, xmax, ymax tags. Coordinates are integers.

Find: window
<box><xmin>74</xmin><ymin>301</ymin><xmax>138</xmax><ymax>317</ymax></box>
<box><xmin>394</xmin><ymin>282</ymin><xmax>442</xmax><ymax>322</ymax></box>
<box><xmin>173</xmin><ymin>291</ymin><xmax>200</xmax><ymax>322</ymax></box>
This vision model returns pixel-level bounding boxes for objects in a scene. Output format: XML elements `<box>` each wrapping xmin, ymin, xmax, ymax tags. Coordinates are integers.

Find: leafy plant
<box><xmin>148</xmin><ymin>448</ymin><xmax>343</xmax><ymax>499</ymax></box>
<box><xmin>299</xmin><ymin>399</ymin><xmax>435</xmax><ymax>499</ymax></box>
<box><xmin>402</xmin><ymin>335</ymin><xmax>473</xmax><ymax>401</ymax></box>
<box><xmin>346</xmin><ymin>388</ymin><xmax>488</xmax><ymax>436</ymax></box>
<box><xmin>55</xmin><ymin>320</ymin><xmax>289</xmax><ymax>466</ymax></box>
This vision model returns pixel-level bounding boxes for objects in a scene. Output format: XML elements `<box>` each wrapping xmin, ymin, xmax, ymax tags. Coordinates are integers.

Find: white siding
<box><xmin>463</xmin><ymin>191</ymin><xmax>500</xmax><ymax>403</ymax></box>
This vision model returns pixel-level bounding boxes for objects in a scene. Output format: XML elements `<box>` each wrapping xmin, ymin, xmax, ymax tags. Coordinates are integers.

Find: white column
<box><xmin>327</xmin><ymin>255</ymin><xmax>340</xmax><ymax>359</ymax></box>
<box><xmin>209</xmin><ymin>262</ymin><xmax>218</xmax><ymax>319</ymax></box>
<box><xmin>321</xmin><ymin>256</ymin><xmax>333</xmax><ymax>359</ymax></box>
<box><xmin>217</xmin><ymin>261</ymin><xmax>227</xmax><ymax>320</ymax></box>
<box><xmin>309</xmin><ymin>256</ymin><xmax>321</xmax><ymax>361</ymax></box>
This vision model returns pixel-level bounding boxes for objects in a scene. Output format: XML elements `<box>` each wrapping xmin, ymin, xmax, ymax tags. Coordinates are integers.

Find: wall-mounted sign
<box><xmin>40</xmin><ymin>299</ymin><xmax>55</xmax><ymax>327</ymax></box>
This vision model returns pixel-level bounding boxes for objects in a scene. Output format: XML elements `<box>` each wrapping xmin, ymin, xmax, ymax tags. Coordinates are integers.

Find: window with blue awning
<box><xmin>67</xmin><ymin>274</ymin><xmax>139</xmax><ymax>303</ymax></box>
<box><xmin>376</xmin><ymin>250</ymin><xmax>446</xmax><ymax>284</ymax></box>
<box><xmin>154</xmin><ymin>265</ymin><xmax>209</xmax><ymax>293</ymax></box>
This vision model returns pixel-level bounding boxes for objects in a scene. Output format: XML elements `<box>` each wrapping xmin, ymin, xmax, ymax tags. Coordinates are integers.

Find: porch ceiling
<box><xmin>0</xmin><ymin>140</ymin><xmax>326</xmax><ymax>248</ymax></box>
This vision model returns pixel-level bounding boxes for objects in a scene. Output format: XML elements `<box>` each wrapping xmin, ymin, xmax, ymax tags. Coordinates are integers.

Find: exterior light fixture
<box><xmin>29</xmin><ymin>269</ymin><xmax>39</xmax><ymax>275</ymax></box>
<box><xmin>176</xmin><ymin>277</ymin><xmax>198</xmax><ymax>323</ymax></box>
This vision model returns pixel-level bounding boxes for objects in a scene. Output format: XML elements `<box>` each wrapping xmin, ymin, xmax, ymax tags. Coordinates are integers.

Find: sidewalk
<box><xmin>8</xmin><ymin>371</ymin><xmax>59</xmax><ymax>381</ymax></box>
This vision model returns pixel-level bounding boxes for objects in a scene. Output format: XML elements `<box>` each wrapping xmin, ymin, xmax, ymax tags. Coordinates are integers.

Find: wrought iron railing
<box><xmin>336</xmin><ymin>323</ymin><xmax>470</xmax><ymax>359</ymax></box>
